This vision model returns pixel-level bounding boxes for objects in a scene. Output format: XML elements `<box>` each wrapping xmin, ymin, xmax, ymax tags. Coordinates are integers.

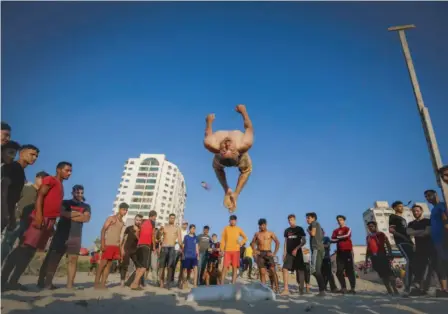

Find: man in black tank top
<box><xmin>120</xmin><ymin>214</ymin><xmax>143</xmax><ymax>287</ymax></box>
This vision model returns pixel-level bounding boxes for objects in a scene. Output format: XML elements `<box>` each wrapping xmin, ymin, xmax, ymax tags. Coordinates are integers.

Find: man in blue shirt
<box><xmin>425</xmin><ymin>189</ymin><xmax>448</xmax><ymax>298</ymax></box>
<box><xmin>181</xmin><ymin>224</ymin><xmax>199</xmax><ymax>288</ymax></box>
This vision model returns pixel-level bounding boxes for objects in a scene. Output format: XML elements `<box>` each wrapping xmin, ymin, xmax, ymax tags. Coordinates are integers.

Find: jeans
<box><xmin>310</xmin><ymin>249</ymin><xmax>325</xmax><ymax>292</ymax></box>
<box><xmin>151</xmin><ymin>250</ymin><xmax>159</xmax><ymax>282</ymax></box>
<box><xmin>1</xmin><ymin>221</ymin><xmax>27</xmax><ymax>265</ymax></box>
<box><xmin>336</xmin><ymin>251</ymin><xmax>356</xmax><ymax>290</ymax></box>
<box><xmin>197</xmin><ymin>252</ymin><xmax>209</xmax><ymax>284</ymax></box>
<box><xmin>397</xmin><ymin>242</ymin><xmax>414</xmax><ymax>291</ymax></box>
<box><xmin>322</xmin><ymin>258</ymin><xmax>336</xmax><ymax>291</ymax></box>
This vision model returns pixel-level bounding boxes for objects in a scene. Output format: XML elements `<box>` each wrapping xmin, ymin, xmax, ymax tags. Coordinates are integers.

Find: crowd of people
<box><xmin>2</xmin><ymin>119</ymin><xmax>448</xmax><ymax>299</ymax></box>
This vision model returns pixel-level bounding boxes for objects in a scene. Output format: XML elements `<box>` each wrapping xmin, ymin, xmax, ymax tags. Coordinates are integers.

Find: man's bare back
<box><xmin>203</xmin><ymin>105</ymin><xmax>254</xmax><ymax>212</ymax></box>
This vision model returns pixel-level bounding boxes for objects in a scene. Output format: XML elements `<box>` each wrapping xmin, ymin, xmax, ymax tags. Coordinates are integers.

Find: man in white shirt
<box><xmin>173</xmin><ymin>220</ymin><xmax>189</xmax><ymax>285</ymax></box>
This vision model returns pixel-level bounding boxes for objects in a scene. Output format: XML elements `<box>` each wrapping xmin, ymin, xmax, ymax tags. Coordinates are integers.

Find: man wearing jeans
<box><xmin>197</xmin><ymin>225</ymin><xmax>212</xmax><ymax>285</ymax></box>
<box><xmin>306</xmin><ymin>212</ymin><xmax>326</xmax><ymax>296</ymax></box>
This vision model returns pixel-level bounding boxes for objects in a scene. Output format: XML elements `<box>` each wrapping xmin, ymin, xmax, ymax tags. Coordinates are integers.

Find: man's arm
<box><xmin>250</xmin><ymin>233</ymin><xmax>258</xmax><ymax>252</ymax></box>
<box><xmin>336</xmin><ymin>227</ymin><xmax>351</xmax><ymax>239</ymax></box>
<box><xmin>272</xmin><ymin>232</ymin><xmax>280</xmax><ymax>256</ymax></box>
<box><xmin>384</xmin><ymin>235</ymin><xmax>392</xmax><ymax>256</ymax></box>
<box><xmin>34</xmin><ymin>184</ymin><xmax>51</xmax><ymax>225</ymax></box>
<box><xmin>221</xmin><ymin>229</ymin><xmax>226</xmax><ymax>252</ymax></box>
<box><xmin>120</xmin><ymin>233</ymin><xmax>128</xmax><ymax>255</ymax></box>
<box><xmin>309</xmin><ymin>227</ymin><xmax>316</xmax><ymax>237</ymax></box>
<box><xmin>235</xmin><ymin>105</ymin><xmax>253</xmax><ymax>153</ymax></box>
<box><xmin>239</xmin><ymin>229</ymin><xmax>248</xmax><ymax>246</ymax></box>
<box><xmin>72</xmin><ymin>205</ymin><xmax>91</xmax><ymax>223</ymax></box>
<box><xmin>204</xmin><ymin>114</ymin><xmax>220</xmax><ymax>153</ymax></box>
<box><xmin>177</xmin><ymin>227</ymin><xmax>183</xmax><ymax>246</ymax></box>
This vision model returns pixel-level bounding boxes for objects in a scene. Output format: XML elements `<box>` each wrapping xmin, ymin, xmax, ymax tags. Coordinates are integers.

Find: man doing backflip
<box><xmin>203</xmin><ymin>104</ymin><xmax>254</xmax><ymax>212</ymax></box>
<box><xmin>251</xmin><ymin>218</ymin><xmax>280</xmax><ymax>293</ymax></box>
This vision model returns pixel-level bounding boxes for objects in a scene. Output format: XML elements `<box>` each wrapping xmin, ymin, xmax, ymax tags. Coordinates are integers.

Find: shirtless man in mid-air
<box><xmin>204</xmin><ymin>104</ymin><xmax>254</xmax><ymax>212</ymax></box>
<box><xmin>251</xmin><ymin>218</ymin><xmax>280</xmax><ymax>293</ymax></box>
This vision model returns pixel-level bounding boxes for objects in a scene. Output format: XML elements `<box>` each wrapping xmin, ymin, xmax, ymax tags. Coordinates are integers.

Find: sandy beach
<box><xmin>2</xmin><ymin>272</ymin><xmax>448</xmax><ymax>314</ymax></box>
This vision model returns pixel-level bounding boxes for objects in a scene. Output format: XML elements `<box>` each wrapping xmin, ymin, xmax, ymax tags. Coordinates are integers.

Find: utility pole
<box><xmin>388</xmin><ymin>24</ymin><xmax>448</xmax><ymax>204</ymax></box>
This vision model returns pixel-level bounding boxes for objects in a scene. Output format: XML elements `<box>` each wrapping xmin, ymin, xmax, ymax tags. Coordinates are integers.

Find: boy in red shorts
<box><xmin>94</xmin><ymin>203</ymin><xmax>128</xmax><ymax>289</ymax></box>
<box><xmin>1</xmin><ymin>162</ymin><xmax>72</xmax><ymax>291</ymax></box>
<box><xmin>220</xmin><ymin>215</ymin><xmax>247</xmax><ymax>284</ymax></box>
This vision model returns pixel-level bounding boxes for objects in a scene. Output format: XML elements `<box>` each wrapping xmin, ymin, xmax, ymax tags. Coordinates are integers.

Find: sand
<box><xmin>2</xmin><ymin>273</ymin><xmax>448</xmax><ymax>314</ymax></box>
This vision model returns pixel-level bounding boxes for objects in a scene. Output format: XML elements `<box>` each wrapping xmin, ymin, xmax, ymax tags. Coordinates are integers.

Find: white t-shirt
<box><xmin>175</xmin><ymin>229</ymin><xmax>189</xmax><ymax>251</ymax></box>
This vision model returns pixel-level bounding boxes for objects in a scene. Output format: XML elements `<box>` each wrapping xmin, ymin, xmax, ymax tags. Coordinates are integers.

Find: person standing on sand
<box><xmin>204</xmin><ymin>233</ymin><xmax>221</xmax><ymax>286</ymax></box>
<box><xmin>364</xmin><ymin>221</ymin><xmax>399</xmax><ymax>296</ymax></box>
<box><xmin>203</xmin><ymin>105</ymin><xmax>254</xmax><ymax>212</ymax></box>
<box><xmin>2</xmin><ymin>162</ymin><xmax>72</xmax><ymax>291</ymax></box>
<box><xmin>251</xmin><ymin>218</ymin><xmax>280</xmax><ymax>293</ymax></box>
<box><xmin>173</xmin><ymin>220</ymin><xmax>189</xmax><ymax>285</ymax></box>
<box><xmin>281</xmin><ymin>214</ymin><xmax>307</xmax><ymax>296</ymax></box>
<box><xmin>197</xmin><ymin>225</ymin><xmax>212</xmax><ymax>285</ymax></box>
<box><xmin>38</xmin><ymin>185</ymin><xmax>91</xmax><ymax>289</ymax></box>
<box><xmin>220</xmin><ymin>215</ymin><xmax>248</xmax><ymax>284</ymax></box>
<box><xmin>159</xmin><ymin>213</ymin><xmax>182</xmax><ymax>288</ymax></box>
<box><xmin>120</xmin><ymin>214</ymin><xmax>143</xmax><ymax>287</ymax></box>
<box><xmin>180</xmin><ymin>224</ymin><xmax>199</xmax><ymax>288</ymax></box>
<box><xmin>306</xmin><ymin>212</ymin><xmax>326</xmax><ymax>296</ymax></box>
<box><xmin>94</xmin><ymin>203</ymin><xmax>127</xmax><ymax>289</ymax></box>
<box><xmin>129</xmin><ymin>210</ymin><xmax>157</xmax><ymax>290</ymax></box>
<box><xmin>322</xmin><ymin>230</ymin><xmax>337</xmax><ymax>292</ymax></box>
<box><xmin>89</xmin><ymin>251</ymin><xmax>101</xmax><ymax>276</ymax></box>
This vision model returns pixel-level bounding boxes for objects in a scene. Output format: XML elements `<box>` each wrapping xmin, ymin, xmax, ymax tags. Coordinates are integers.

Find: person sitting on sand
<box><xmin>203</xmin><ymin>104</ymin><xmax>254</xmax><ymax>212</ymax></box>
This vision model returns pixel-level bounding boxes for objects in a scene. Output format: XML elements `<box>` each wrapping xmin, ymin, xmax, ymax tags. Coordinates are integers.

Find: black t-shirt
<box><xmin>56</xmin><ymin>199</ymin><xmax>91</xmax><ymax>240</ymax></box>
<box><xmin>124</xmin><ymin>226</ymin><xmax>139</xmax><ymax>253</ymax></box>
<box><xmin>2</xmin><ymin>162</ymin><xmax>26</xmax><ymax>215</ymax></box>
<box><xmin>389</xmin><ymin>214</ymin><xmax>412</xmax><ymax>245</ymax></box>
<box><xmin>284</xmin><ymin>226</ymin><xmax>306</xmax><ymax>254</ymax></box>
<box><xmin>408</xmin><ymin>218</ymin><xmax>431</xmax><ymax>252</ymax></box>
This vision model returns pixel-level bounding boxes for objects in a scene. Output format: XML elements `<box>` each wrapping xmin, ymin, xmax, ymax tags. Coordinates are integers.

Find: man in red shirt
<box><xmin>128</xmin><ymin>210</ymin><xmax>157</xmax><ymax>290</ymax></box>
<box><xmin>364</xmin><ymin>221</ymin><xmax>398</xmax><ymax>295</ymax></box>
<box><xmin>1</xmin><ymin>162</ymin><xmax>72</xmax><ymax>291</ymax></box>
<box><xmin>331</xmin><ymin>215</ymin><xmax>356</xmax><ymax>294</ymax></box>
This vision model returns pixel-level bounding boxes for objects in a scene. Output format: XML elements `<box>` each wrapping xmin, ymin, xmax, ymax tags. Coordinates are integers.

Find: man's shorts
<box><xmin>136</xmin><ymin>245</ymin><xmax>152</xmax><ymax>269</ymax></box>
<box><xmin>213</xmin><ymin>152</ymin><xmax>252</xmax><ymax>174</ymax></box>
<box><xmin>283</xmin><ymin>253</ymin><xmax>305</xmax><ymax>271</ymax></box>
<box><xmin>51</xmin><ymin>235</ymin><xmax>81</xmax><ymax>255</ymax></box>
<box><xmin>159</xmin><ymin>246</ymin><xmax>176</xmax><ymax>268</ymax></box>
<box><xmin>102</xmin><ymin>245</ymin><xmax>121</xmax><ymax>261</ymax></box>
<box><xmin>223</xmin><ymin>251</ymin><xmax>240</xmax><ymax>268</ymax></box>
<box><xmin>22</xmin><ymin>216</ymin><xmax>56</xmax><ymax>250</ymax></box>
<box><xmin>182</xmin><ymin>257</ymin><xmax>198</xmax><ymax>270</ymax></box>
<box><xmin>371</xmin><ymin>254</ymin><xmax>393</xmax><ymax>278</ymax></box>
<box><xmin>208</xmin><ymin>257</ymin><xmax>220</xmax><ymax>268</ymax></box>
<box><xmin>257</xmin><ymin>251</ymin><xmax>275</xmax><ymax>269</ymax></box>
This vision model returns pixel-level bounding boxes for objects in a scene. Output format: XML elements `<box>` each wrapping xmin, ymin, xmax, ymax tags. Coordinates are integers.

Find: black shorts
<box><xmin>283</xmin><ymin>253</ymin><xmax>305</xmax><ymax>271</ymax></box>
<box><xmin>371</xmin><ymin>255</ymin><xmax>393</xmax><ymax>278</ymax></box>
<box><xmin>208</xmin><ymin>257</ymin><xmax>219</xmax><ymax>268</ymax></box>
<box><xmin>135</xmin><ymin>245</ymin><xmax>152</xmax><ymax>269</ymax></box>
<box><xmin>50</xmin><ymin>235</ymin><xmax>81</xmax><ymax>255</ymax></box>
<box><xmin>257</xmin><ymin>251</ymin><xmax>275</xmax><ymax>269</ymax></box>
<box><xmin>159</xmin><ymin>246</ymin><xmax>176</xmax><ymax>268</ymax></box>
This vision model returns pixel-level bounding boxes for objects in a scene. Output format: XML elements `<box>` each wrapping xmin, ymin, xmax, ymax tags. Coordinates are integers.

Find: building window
<box><xmin>123</xmin><ymin>186</ymin><xmax>128</xmax><ymax>188</ymax></box>
<box><xmin>132</xmin><ymin>197</ymin><xmax>142</xmax><ymax>202</ymax></box>
<box><xmin>137</xmin><ymin>173</ymin><xmax>148</xmax><ymax>177</ymax></box>
<box><xmin>139</xmin><ymin>167</ymin><xmax>149</xmax><ymax>171</ymax></box>
<box><xmin>150</xmin><ymin>167</ymin><xmax>159</xmax><ymax>172</ymax></box>
<box><xmin>164</xmin><ymin>190</ymin><xmax>168</xmax><ymax>194</ymax></box>
<box><xmin>168</xmin><ymin>165</ymin><xmax>172</xmax><ymax>170</ymax></box>
<box><xmin>133</xmin><ymin>191</ymin><xmax>143</xmax><ymax>196</ymax></box>
<box><xmin>141</xmin><ymin>158</ymin><xmax>160</xmax><ymax>166</ymax></box>
<box><xmin>130</xmin><ymin>204</ymin><xmax>140</xmax><ymax>209</ymax></box>
<box><xmin>126</xmin><ymin>173</ymin><xmax>131</xmax><ymax>176</ymax></box>
<box><xmin>162</xmin><ymin>196</ymin><xmax>167</xmax><ymax>200</ymax></box>
<box><xmin>125</xmin><ymin>179</ymin><xmax>129</xmax><ymax>182</ymax></box>
<box><xmin>142</xmin><ymin>198</ymin><xmax>152</xmax><ymax>203</ymax></box>
<box><xmin>165</xmin><ymin>184</ymin><xmax>169</xmax><ymax>188</ymax></box>
<box><xmin>145</xmin><ymin>185</ymin><xmax>155</xmax><ymax>190</ymax></box>
<box><xmin>147</xmin><ymin>179</ymin><xmax>156</xmax><ymax>184</ymax></box>
<box><xmin>169</xmin><ymin>198</ymin><xmax>172</xmax><ymax>201</ymax></box>
<box><xmin>174</xmin><ymin>168</ymin><xmax>177</xmax><ymax>172</ymax></box>
<box><xmin>143</xmin><ymin>192</ymin><xmax>154</xmax><ymax>196</ymax></box>
<box><xmin>128</xmin><ymin>168</ymin><xmax>133</xmax><ymax>171</ymax></box>
<box><xmin>120</xmin><ymin>198</ymin><xmax>124</xmax><ymax>201</ymax></box>
<box><xmin>172</xmin><ymin>179</ymin><xmax>175</xmax><ymax>183</ymax></box>
<box><xmin>141</xmin><ymin>205</ymin><xmax>151</xmax><ymax>209</ymax></box>
<box><xmin>128</xmin><ymin>211</ymin><xmax>138</xmax><ymax>216</ymax></box>
<box><xmin>130</xmin><ymin>161</ymin><xmax>134</xmax><ymax>164</ymax></box>
<box><xmin>121</xmin><ymin>192</ymin><xmax>126</xmax><ymax>195</ymax></box>
<box><xmin>148</xmin><ymin>173</ymin><xmax>157</xmax><ymax>177</ymax></box>
<box><xmin>170</xmin><ymin>192</ymin><xmax>173</xmax><ymax>195</ymax></box>
<box><xmin>167</xmin><ymin>172</ymin><xmax>171</xmax><ymax>176</ymax></box>
<box><xmin>134</xmin><ymin>185</ymin><xmax>144</xmax><ymax>190</ymax></box>
<box><xmin>161</xmin><ymin>203</ymin><xmax>166</xmax><ymax>207</ymax></box>
<box><xmin>136</xmin><ymin>179</ymin><xmax>146</xmax><ymax>183</ymax></box>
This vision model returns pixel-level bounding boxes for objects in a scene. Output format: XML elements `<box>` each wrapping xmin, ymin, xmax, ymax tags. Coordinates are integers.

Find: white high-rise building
<box><xmin>113</xmin><ymin>154</ymin><xmax>187</xmax><ymax>227</ymax></box>
<box><xmin>362</xmin><ymin>201</ymin><xmax>430</xmax><ymax>249</ymax></box>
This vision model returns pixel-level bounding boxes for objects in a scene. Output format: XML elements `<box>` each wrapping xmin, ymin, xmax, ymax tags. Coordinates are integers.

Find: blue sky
<box><xmin>2</xmin><ymin>2</ymin><xmax>447</xmax><ymax>256</ymax></box>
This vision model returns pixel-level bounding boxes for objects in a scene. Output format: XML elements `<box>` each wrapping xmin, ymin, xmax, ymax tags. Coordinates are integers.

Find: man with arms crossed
<box><xmin>159</xmin><ymin>213</ymin><xmax>182</xmax><ymax>289</ymax></box>
<box><xmin>2</xmin><ymin>162</ymin><xmax>72</xmax><ymax>291</ymax></box>
<box><xmin>406</xmin><ymin>204</ymin><xmax>431</xmax><ymax>296</ymax></box>
<box><xmin>306</xmin><ymin>212</ymin><xmax>326</xmax><ymax>296</ymax></box>
<box><xmin>129</xmin><ymin>210</ymin><xmax>157</xmax><ymax>290</ymax></box>
<box><xmin>94</xmin><ymin>203</ymin><xmax>128</xmax><ymax>289</ymax></box>
<box><xmin>220</xmin><ymin>215</ymin><xmax>248</xmax><ymax>284</ymax></box>
<box><xmin>331</xmin><ymin>215</ymin><xmax>356</xmax><ymax>294</ymax></box>
<box><xmin>281</xmin><ymin>214</ymin><xmax>307</xmax><ymax>295</ymax></box>
<box><xmin>204</xmin><ymin>105</ymin><xmax>254</xmax><ymax>212</ymax></box>
<box><xmin>251</xmin><ymin>218</ymin><xmax>280</xmax><ymax>293</ymax></box>
<box><xmin>38</xmin><ymin>185</ymin><xmax>91</xmax><ymax>289</ymax></box>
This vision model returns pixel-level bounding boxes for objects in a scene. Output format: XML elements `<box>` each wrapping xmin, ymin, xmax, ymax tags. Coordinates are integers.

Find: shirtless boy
<box><xmin>159</xmin><ymin>213</ymin><xmax>182</xmax><ymax>288</ymax></box>
<box><xmin>203</xmin><ymin>104</ymin><xmax>254</xmax><ymax>212</ymax></box>
<box><xmin>94</xmin><ymin>203</ymin><xmax>128</xmax><ymax>289</ymax></box>
<box><xmin>251</xmin><ymin>218</ymin><xmax>280</xmax><ymax>293</ymax></box>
